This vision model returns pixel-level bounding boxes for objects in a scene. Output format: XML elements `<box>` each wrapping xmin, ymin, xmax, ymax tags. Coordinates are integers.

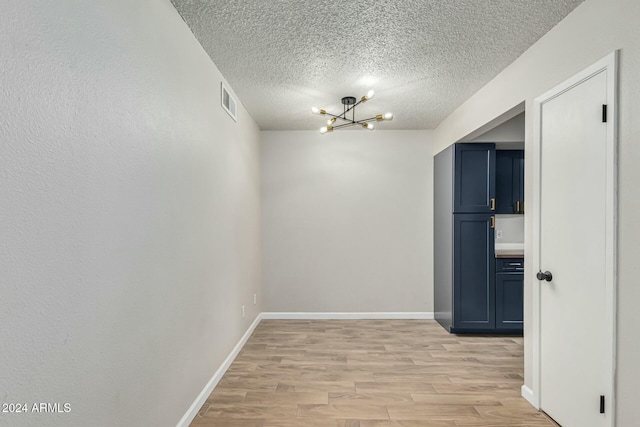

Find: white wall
<box><xmin>471</xmin><ymin>113</ymin><xmax>525</xmax><ymax>143</ymax></box>
<box><xmin>495</xmin><ymin>215</ymin><xmax>524</xmax><ymax>244</ymax></box>
<box><xmin>261</xmin><ymin>130</ymin><xmax>433</xmax><ymax>313</ymax></box>
<box><xmin>0</xmin><ymin>1</ymin><xmax>261</xmax><ymax>426</ymax></box>
<box><xmin>432</xmin><ymin>0</ymin><xmax>640</xmax><ymax>423</ymax></box>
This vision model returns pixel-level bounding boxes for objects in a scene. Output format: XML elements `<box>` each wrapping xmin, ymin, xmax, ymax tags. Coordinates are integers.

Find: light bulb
<box><xmin>311</xmin><ymin>107</ymin><xmax>320</xmax><ymax>114</ymax></box>
<box><xmin>367</xmin><ymin>123</ymin><xmax>375</xmax><ymax>131</ymax></box>
<box><xmin>361</xmin><ymin>89</ymin><xmax>375</xmax><ymax>103</ymax></box>
<box><xmin>384</xmin><ymin>112</ymin><xmax>393</xmax><ymax>120</ymax></box>
<box><xmin>320</xmin><ymin>126</ymin><xmax>333</xmax><ymax>134</ymax></box>
<box><xmin>327</xmin><ymin>117</ymin><xmax>336</xmax><ymax>125</ymax></box>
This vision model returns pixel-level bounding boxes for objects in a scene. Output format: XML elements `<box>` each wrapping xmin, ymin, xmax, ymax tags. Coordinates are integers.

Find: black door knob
<box><xmin>537</xmin><ymin>270</ymin><xmax>553</xmax><ymax>282</ymax></box>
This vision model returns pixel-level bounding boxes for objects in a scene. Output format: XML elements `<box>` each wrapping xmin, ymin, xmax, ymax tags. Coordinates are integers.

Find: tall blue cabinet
<box><xmin>434</xmin><ymin>143</ymin><xmax>497</xmax><ymax>333</ymax></box>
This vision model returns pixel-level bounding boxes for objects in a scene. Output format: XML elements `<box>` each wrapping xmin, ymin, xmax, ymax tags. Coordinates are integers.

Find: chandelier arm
<box><xmin>329</xmin><ymin>113</ymin><xmax>353</xmax><ymax>123</ymax></box>
<box><xmin>324</xmin><ymin>112</ymin><xmax>349</xmax><ymax>121</ymax></box>
<box><xmin>332</xmin><ymin>122</ymin><xmax>359</xmax><ymax>130</ymax></box>
<box><xmin>356</xmin><ymin>116</ymin><xmax>380</xmax><ymax>123</ymax></box>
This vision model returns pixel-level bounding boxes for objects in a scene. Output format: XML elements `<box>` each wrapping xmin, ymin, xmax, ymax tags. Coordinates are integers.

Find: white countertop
<box><xmin>495</xmin><ymin>242</ymin><xmax>524</xmax><ymax>257</ymax></box>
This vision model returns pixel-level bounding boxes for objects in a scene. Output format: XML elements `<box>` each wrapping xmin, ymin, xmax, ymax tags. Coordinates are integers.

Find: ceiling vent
<box><xmin>221</xmin><ymin>82</ymin><xmax>237</xmax><ymax>121</ymax></box>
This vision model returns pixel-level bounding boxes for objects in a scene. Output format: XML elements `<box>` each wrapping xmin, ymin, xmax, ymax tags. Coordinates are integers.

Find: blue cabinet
<box><xmin>434</xmin><ymin>143</ymin><xmax>499</xmax><ymax>334</ymax></box>
<box><xmin>495</xmin><ymin>258</ymin><xmax>524</xmax><ymax>332</ymax></box>
<box><xmin>495</xmin><ymin>150</ymin><xmax>524</xmax><ymax>214</ymax></box>
<box><xmin>452</xmin><ymin>214</ymin><xmax>496</xmax><ymax>331</ymax></box>
<box><xmin>435</xmin><ymin>143</ymin><xmax>523</xmax><ymax>335</ymax></box>
<box><xmin>454</xmin><ymin>144</ymin><xmax>496</xmax><ymax>213</ymax></box>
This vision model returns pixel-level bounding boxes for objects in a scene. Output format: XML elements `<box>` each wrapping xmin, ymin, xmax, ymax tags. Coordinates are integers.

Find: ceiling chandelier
<box><xmin>311</xmin><ymin>90</ymin><xmax>393</xmax><ymax>134</ymax></box>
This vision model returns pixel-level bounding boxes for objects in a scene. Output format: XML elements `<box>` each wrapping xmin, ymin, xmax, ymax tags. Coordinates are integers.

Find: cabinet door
<box><xmin>495</xmin><ymin>150</ymin><xmax>524</xmax><ymax>214</ymax></box>
<box><xmin>496</xmin><ymin>151</ymin><xmax>516</xmax><ymax>213</ymax></box>
<box><xmin>453</xmin><ymin>214</ymin><xmax>495</xmax><ymax>330</ymax></box>
<box><xmin>516</xmin><ymin>151</ymin><xmax>524</xmax><ymax>212</ymax></box>
<box><xmin>496</xmin><ymin>273</ymin><xmax>524</xmax><ymax>330</ymax></box>
<box><xmin>454</xmin><ymin>144</ymin><xmax>496</xmax><ymax>213</ymax></box>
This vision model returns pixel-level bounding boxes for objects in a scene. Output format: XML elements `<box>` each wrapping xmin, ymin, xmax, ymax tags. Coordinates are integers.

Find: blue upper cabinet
<box><xmin>496</xmin><ymin>150</ymin><xmax>525</xmax><ymax>214</ymax></box>
<box><xmin>453</xmin><ymin>143</ymin><xmax>496</xmax><ymax>213</ymax></box>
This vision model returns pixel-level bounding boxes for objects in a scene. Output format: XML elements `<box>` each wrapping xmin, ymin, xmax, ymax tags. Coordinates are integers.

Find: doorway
<box><xmin>532</xmin><ymin>52</ymin><xmax>617</xmax><ymax>426</ymax></box>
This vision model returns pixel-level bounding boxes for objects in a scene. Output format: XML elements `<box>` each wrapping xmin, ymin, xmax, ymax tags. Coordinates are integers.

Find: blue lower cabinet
<box><xmin>495</xmin><ymin>258</ymin><xmax>524</xmax><ymax>332</ymax></box>
<box><xmin>452</xmin><ymin>214</ymin><xmax>495</xmax><ymax>332</ymax></box>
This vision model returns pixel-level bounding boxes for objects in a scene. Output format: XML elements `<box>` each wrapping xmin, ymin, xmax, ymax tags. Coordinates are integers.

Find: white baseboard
<box><xmin>521</xmin><ymin>384</ymin><xmax>539</xmax><ymax>409</ymax></box>
<box><xmin>261</xmin><ymin>312</ymin><xmax>434</xmax><ymax>320</ymax></box>
<box><xmin>176</xmin><ymin>313</ymin><xmax>263</xmax><ymax>427</ymax></box>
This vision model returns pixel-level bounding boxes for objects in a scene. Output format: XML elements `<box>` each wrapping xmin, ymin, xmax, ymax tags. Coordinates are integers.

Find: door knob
<box><xmin>537</xmin><ymin>270</ymin><xmax>553</xmax><ymax>282</ymax></box>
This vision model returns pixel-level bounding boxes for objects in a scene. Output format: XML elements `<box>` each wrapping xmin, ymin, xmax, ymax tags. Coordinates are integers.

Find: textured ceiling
<box><xmin>171</xmin><ymin>0</ymin><xmax>584</xmax><ymax>130</ymax></box>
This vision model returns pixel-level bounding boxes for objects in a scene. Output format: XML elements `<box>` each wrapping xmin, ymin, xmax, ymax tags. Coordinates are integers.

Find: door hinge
<box><xmin>600</xmin><ymin>395</ymin><xmax>605</xmax><ymax>414</ymax></box>
<box><xmin>602</xmin><ymin>105</ymin><xmax>608</xmax><ymax>123</ymax></box>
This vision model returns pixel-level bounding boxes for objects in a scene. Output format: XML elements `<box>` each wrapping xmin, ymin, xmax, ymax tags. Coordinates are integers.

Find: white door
<box><xmin>537</xmin><ymin>55</ymin><xmax>616</xmax><ymax>427</ymax></box>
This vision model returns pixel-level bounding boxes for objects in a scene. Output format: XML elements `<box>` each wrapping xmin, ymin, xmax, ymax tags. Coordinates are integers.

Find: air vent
<box><xmin>221</xmin><ymin>82</ymin><xmax>237</xmax><ymax>121</ymax></box>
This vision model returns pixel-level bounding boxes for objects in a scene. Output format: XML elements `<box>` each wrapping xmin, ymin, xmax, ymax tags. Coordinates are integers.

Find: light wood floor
<box><xmin>191</xmin><ymin>320</ymin><xmax>557</xmax><ymax>426</ymax></box>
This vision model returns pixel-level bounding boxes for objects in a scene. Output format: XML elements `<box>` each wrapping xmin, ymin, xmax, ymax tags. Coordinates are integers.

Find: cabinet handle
<box><xmin>516</xmin><ymin>201</ymin><xmax>520</xmax><ymax>213</ymax></box>
<box><xmin>490</xmin><ymin>198</ymin><xmax>496</xmax><ymax>211</ymax></box>
<box><xmin>491</xmin><ymin>216</ymin><xmax>495</xmax><ymax>229</ymax></box>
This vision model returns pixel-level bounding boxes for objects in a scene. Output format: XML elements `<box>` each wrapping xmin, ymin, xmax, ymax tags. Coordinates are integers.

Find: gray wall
<box><xmin>432</xmin><ymin>0</ymin><xmax>640</xmax><ymax>423</ymax></box>
<box><xmin>433</xmin><ymin>146</ymin><xmax>454</xmax><ymax>330</ymax></box>
<box><xmin>0</xmin><ymin>1</ymin><xmax>261</xmax><ymax>426</ymax></box>
<box><xmin>261</xmin><ymin>130</ymin><xmax>433</xmax><ymax>313</ymax></box>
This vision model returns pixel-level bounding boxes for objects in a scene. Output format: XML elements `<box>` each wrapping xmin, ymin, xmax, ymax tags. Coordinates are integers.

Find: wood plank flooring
<box><xmin>191</xmin><ymin>320</ymin><xmax>557</xmax><ymax>426</ymax></box>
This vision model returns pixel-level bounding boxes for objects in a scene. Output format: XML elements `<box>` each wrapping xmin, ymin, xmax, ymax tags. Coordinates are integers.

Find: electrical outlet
<box><xmin>241</xmin><ymin>305</ymin><xmax>245</xmax><ymax>318</ymax></box>
<box><xmin>253</xmin><ymin>293</ymin><xmax>257</xmax><ymax>305</ymax></box>
<box><xmin>496</xmin><ymin>229</ymin><xmax>503</xmax><ymax>240</ymax></box>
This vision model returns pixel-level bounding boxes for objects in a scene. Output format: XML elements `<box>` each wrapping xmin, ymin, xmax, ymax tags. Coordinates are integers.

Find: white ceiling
<box><xmin>171</xmin><ymin>0</ymin><xmax>584</xmax><ymax>131</ymax></box>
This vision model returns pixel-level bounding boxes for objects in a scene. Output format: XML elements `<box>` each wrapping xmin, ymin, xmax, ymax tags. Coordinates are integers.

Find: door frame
<box><xmin>531</xmin><ymin>51</ymin><xmax>618</xmax><ymax>424</ymax></box>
